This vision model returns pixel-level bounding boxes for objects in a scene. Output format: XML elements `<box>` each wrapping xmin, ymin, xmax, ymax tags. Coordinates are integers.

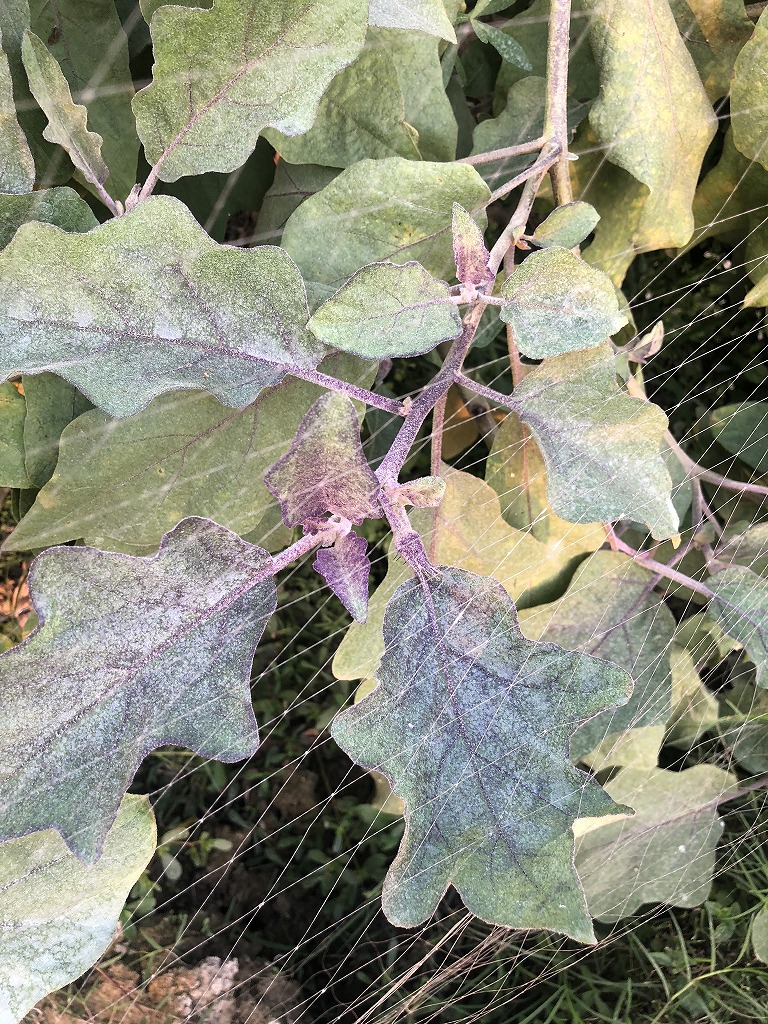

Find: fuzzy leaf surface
<box><xmin>582</xmin><ymin>0</ymin><xmax>717</xmax><ymax>249</ymax></box>
<box><xmin>0</xmin><ymin>29</ymin><xmax>34</xmax><ymax>192</ymax></box>
<box><xmin>0</xmin><ymin>186</ymin><xmax>97</xmax><ymax>250</ymax></box>
<box><xmin>368</xmin><ymin>0</ymin><xmax>456</xmax><ymax>41</ymax></box>
<box><xmin>531</xmin><ymin>202</ymin><xmax>600</xmax><ymax>249</ymax></box>
<box><xmin>308</xmin><ymin>261</ymin><xmax>461</xmax><ymax>357</ymax></box>
<box><xmin>281</xmin><ymin>158</ymin><xmax>490</xmax><ymax>303</ymax></box>
<box><xmin>519</xmin><ymin>551</ymin><xmax>676</xmax><ymax>762</ymax></box>
<box><xmin>332</xmin><ymin>567</ymin><xmax>631</xmax><ymax>939</ymax></box>
<box><xmin>452</xmin><ymin>203</ymin><xmax>492</xmax><ymax>287</ymax></box>
<box><xmin>731</xmin><ymin>9</ymin><xmax>768</xmax><ymax>170</ymax></box>
<box><xmin>500</xmin><ymin>247</ymin><xmax>627</xmax><ymax>358</ymax></box>
<box><xmin>265</xmin><ymin>392</ymin><xmax>379</xmax><ymax>527</ymax></box>
<box><xmin>0</xmin><ymin>517</ymin><xmax>276</xmax><ymax>861</ymax></box>
<box><xmin>264</xmin><ymin>45</ymin><xmax>420</xmax><ymax>167</ymax></box>
<box><xmin>22</xmin><ymin>31</ymin><xmax>108</xmax><ymax>188</ymax></box>
<box><xmin>511</xmin><ymin>345</ymin><xmax>678</xmax><ymax>539</ymax></box>
<box><xmin>314</xmin><ymin>532</ymin><xmax>371</xmax><ymax>622</ymax></box>
<box><xmin>708</xmin><ymin>567</ymin><xmax>768</xmax><ymax>686</ymax></box>
<box><xmin>0</xmin><ymin>795</ymin><xmax>156</xmax><ymax>1024</ymax></box>
<box><xmin>575</xmin><ymin>766</ymin><xmax>735</xmax><ymax>921</ymax></box>
<box><xmin>5</xmin><ymin>355</ymin><xmax>374</xmax><ymax>555</ymax></box>
<box><xmin>472</xmin><ymin>20</ymin><xmax>531</xmax><ymax>70</ymax></box>
<box><xmin>132</xmin><ymin>0</ymin><xmax>367</xmax><ymax>182</ymax></box>
<box><xmin>0</xmin><ymin>195</ymin><xmax>321</xmax><ymax>416</ymax></box>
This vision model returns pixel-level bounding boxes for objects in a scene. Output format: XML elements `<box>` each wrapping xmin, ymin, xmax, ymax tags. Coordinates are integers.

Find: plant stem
<box><xmin>268</xmin><ymin>524</ymin><xmax>338</xmax><ymax>575</ymax></box>
<box><xmin>486</xmin><ymin>146</ymin><xmax>561</xmax><ymax>206</ymax></box>
<box><xmin>453</xmin><ymin>372</ymin><xmax>516</xmax><ymax>411</ymax></box>
<box><xmin>670</xmin><ymin>434</ymin><xmax>768</xmax><ymax>500</ymax></box>
<box><xmin>544</xmin><ymin>0</ymin><xmax>574</xmax><ymax>206</ymax></box>
<box><xmin>431</xmin><ymin>393</ymin><xmax>447</xmax><ymax>477</ymax></box>
<box><xmin>609</xmin><ymin>534</ymin><xmax>715</xmax><ymax>600</ymax></box>
<box><xmin>285</xmin><ymin>365</ymin><xmax>405</xmax><ymax>416</ymax></box>
<box><xmin>487</xmin><ymin>144</ymin><xmax>559</xmax><ymax>275</ymax></box>
<box><xmin>458</xmin><ymin>137</ymin><xmax>546</xmax><ymax>167</ymax></box>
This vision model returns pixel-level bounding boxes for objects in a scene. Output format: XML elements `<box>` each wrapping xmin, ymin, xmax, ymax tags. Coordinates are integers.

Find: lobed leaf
<box><xmin>708</xmin><ymin>567</ymin><xmax>768</xmax><ymax>686</ymax></box>
<box><xmin>314</xmin><ymin>531</ymin><xmax>371</xmax><ymax>623</ymax></box>
<box><xmin>500</xmin><ymin>246</ymin><xmax>628</xmax><ymax>358</ymax></box>
<box><xmin>265</xmin><ymin>392</ymin><xmax>380</xmax><ymax>527</ymax></box>
<box><xmin>307</xmin><ymin>261</ymin><xmax>462</xmax><ymax>358</ymax></box>
<box><xmin>281</xmin><ymin>158</ymin><xmax>491</xmax><ymax>304</ymax></box>
<box><xmin>731</xmin><ymin>8</ymin><xmax>768</xmax><ymax>171</ymax></box>
<box><xmin>132</xmin><ymin>0</ymin><xmax>368</xmax><ymax>182</ymax></box>
<box><xmin>0</xmin><ymin>28</ymin><xmax>34</xmax><ymax>192</ymax></box>
<box><xmin>511</xmin><ymin>345</ymin><xmax>678</xmax><ymax>540</ymax></box>
<box><xmin>332</xmin><ymin>567</ymin><xmax>631</xmax><ymax>939</ymax></box>
<box><xmin>0</xmin><ymin>795</ymin><xmax>156</xmax><ymax>1024</ymax></box>
<box><xmin>368</xmin><ymin>0</ymin><xmax>456</xmax><ymax>42</ymax></box>
<box><xmin>530</xmin><ymin>202</ymin><xmax>600</xmax><ymax>250</ymax></box>
<box><xmin>22</xmin><ymin>31</ymin><xmax>108</xmax><ymax>189</ymax></box>
<box><xmin>0</xmin><ymin>517</ymin><xmax>276</xmax><ymax>861</ymax></box>
<box><xmin>668</xmin><ymin>0</ymin><xmax>752</xmax><ymax>102</ymax></box>
<box><xmin>575</xmin><ymin>766</ymin><xmax>736</xmax><ymax>922</ymax></box>
<box><xmin>0</xmin><ymin>195</ymin><xmax>323</xmax><ymax>416</ymax></box>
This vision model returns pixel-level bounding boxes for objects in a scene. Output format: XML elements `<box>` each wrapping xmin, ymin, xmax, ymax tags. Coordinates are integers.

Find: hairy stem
<box><xmin>286</xmin><ymin>365</ymin><xmax>405</xmax><ymax>416</ymax></box>
<box><xmin>486</xmin><ymin>146</ymin><xmax>561</xmax><ymax>206</ymax></box>
<box><xmin>431</xmin><ymin>393</ymin><xmax>447</xmax><ymax>477</ymax></box>
<box><xmin>269</xmin><ymin>523</ymin><xmax>339</xmax><ymax>575</ymax></box>
<box><xmin>609</xmin><ymin>534</ymin><xmax>715</xmax><ymax>600</ymax></box>
<box><xmin>459</xmin><ymin>136</ymin><xmax>546</xmax><ymax>167</ymax></box>
<box><xmin>487</xmin><ymin>144</ymin><xmax>559</xmax><ymax>275</ymax></box>
<box><xmin>544</xmin><ymin>0</ymin><xmax>574</xmax><ymax>205</ymax></box>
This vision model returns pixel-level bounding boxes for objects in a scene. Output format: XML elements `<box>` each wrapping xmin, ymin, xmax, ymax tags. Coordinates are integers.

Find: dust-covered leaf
<box><xmin>0</xmin><ymin>195</ymin><xmax>323</xmax><ymax>416</ymax></box>
<box><xmin>582</xmin><ymin>0</ymin><xmax>717</xmax><ymax>250</ymax></box>
<box><xmin>332</xmin><ymin>567</ymin><xmax>631</xmax><ymax>938</ymax></box>
<box><xmin>531</xmin><ymin>202</ymin><xmax>600</xmax><ymax>249</ymax></box>
<box><xmin>0</xmin><ymin>794</ymin><xmax>156</xmax><ymax>1024</ymax></box>
<box><xmin>519</xmin><ymin>551</ymin><xmax>676</xmax><ymax>763</ymax></box>
<box><xmin>500</xmin><ymin>246</ymin><xmax>628</xmax><ymax>358</ymax></box>
<box><xmin>470</xmin><ymin>77</ymin><xmax>546</xmax><ymax>190</ymax></box>
<box><xmin>369</xmin><ymin>0</ymin><xmax>456</xmax><ymax>41</ymax></box>
<box><xmin>307</xmin><ymin>261</ymin><xmax>461</xmax><ymax>357</ymax></box>
<box><xmin>668</xmin><ymin>0</ymin><xmax>752</xmax><ymax>101</ymax></box>
<box><xmin>256</xmin><ymin>162</ymin><xmax>338</xmax><ymax>244</ymax></box>
<box><xmin>575</xmin><ymin>765</ymin><xmax>736</xmax><ymax>921</ymax></box>
<box><xmin>472</xmin><ymin>20</ymin><xmax>531</xmax><ymax>70</ymax></box>
<box><xmin>0</xmin><ymin>517</ymin><xmax>276</xmax><ymax>861</ymax></box>
<box><xmin>708</xmin><ymin>567</ymin><xmax>768</xmax><ymax>686</ymax></box>
<box><xmin>731</xmin><ymin>8</ymin><xmax>768</xmax><ymax>171</ymax></box>
<box><xmin>709</xmin><ymin>401</ymin><xmax>768</xmax><ymax>471</ymax></box>
<box><xmin>22</xmin><ymin>31</ymin><xmax>108</xmax><ymax>189</ymax></box>
<box><xmin>0</xmin><ymin>380</ymin><xmax>30</xmax><ymax>488</ymax></box>
<box><xmin>510</xmin><ymin>345</ymin><xmax>678</xmax><ymax>539</ymax></box>
<box><xmin>264</xmin><ymin>44</ymin><xmax>420</xmax><ymax>167</ymax></box>
<box><xmin>314</xmin><ymin>531</ymin><xmax>371</xmax><ymax>622</ymax></box>
<box><xmin>132</xmin><ymin>0</ymin><xmax>367</xmax><ymax>181</ymax></box>
<box><xmin>281</xmin><ymin>158</ymin><xmax>491</xmax><ymax>304</ymax></box>
<box><xmin>0</xmin><ymin>186</ymin><xmax>97</xmax><ymax>250</ymax></box>
<box><xmin>4</xmin><ymin>355</ymin><xmax>374</xmax><ymax>555</ymax></box>
<box><xmin>0</xmin><ymin>28</ymin><xmax>34</xmax><ymax>192</ymax></box>
<box><xmin>265</xmin><ymin>392</ymin><xmax>380</xmax><ymax>527</ymax></box>
<box><xmin>21</xmin><ymin>373</ymin><xmax>92</xmax><ymax>490</ymax></box>
<box><xmin>452</xmin><ymin>203</ymin><xmax>492</xmax><ymax>287</ymax></box>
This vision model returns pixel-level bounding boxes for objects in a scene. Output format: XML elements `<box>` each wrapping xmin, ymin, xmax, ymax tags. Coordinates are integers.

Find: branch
<box><xmin>608</xmin><ymin>534</ymin><xmax>715</xmax><ymax>600</ymax></box>
<box><xmin>544</xmin><ymin>0</ymin><xmax>574</xmax><ymax>206</ymax></box>
<box><xmin>285</xmin><ymin>365</ymin><xmax>406</xmax><ymax>417</ymax></box>
<box><xmin>487</xmin><ymin>143</ymin><xmax>559</xmax><ymax>276</ymax></box>
<box><xmin>458</xmin><ymin>136</ymin><xmax>546</xmax><ymax>167</ymax></box>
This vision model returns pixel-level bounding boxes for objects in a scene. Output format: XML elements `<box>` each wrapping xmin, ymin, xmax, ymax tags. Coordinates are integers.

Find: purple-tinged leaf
<box><xmin>265</xmin><ymin>392</ymin><xmax>380</xmax><ymax>528</ymax></box>
<box><xmin>452</xmin><ymin>203</ymin><xmax>493</xmax><ymax>288</ymax></box>
<box><xmin>332</xmin><ymin>566</ymin><xmax>632</xmax><ymax>940</ymax></box>
<box><xmin>391</xmin><ymin>475</ymin><xmax>446</xmax><ymax>508</ymax></box>
<box><xmin>314</xmin><ymin>531</ymin><xmax>371</xmax><ymax>622</ymax></box>
<box><xmin>0</xmin><ymin>517</ymin><xmax>276</xmax><ymax>862</ymax></box>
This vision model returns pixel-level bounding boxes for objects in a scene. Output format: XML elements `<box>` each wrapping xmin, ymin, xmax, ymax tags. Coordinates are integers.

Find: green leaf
<box><xmin>471</xmin><ymin>20</ymin><xmax>531</xmax><ymax>70</ymax></box>
<box><xmin>332</xmin><ymin>567</ymin><xmax>630</xmax><ymax>938</ymax></box>
<box><xmin>4</xmin><ymin>354</ymin><xmax>374</xmax><ymax>555</ymax></box>
<box><xmin>575</xmin><ymin>765</ymin><xmax>736</xmax><ymax>922</ymax></box>
<box><xmin>708</xmin><ymin>567</ymin><xmax>768</xmax><ymax>686</ymax></box>
<box><xmin>530</xmin><ymin>202</ymin><xmax>600</xmax><ymax>249</ymax></box>
<box><xmin>753</xmin><ymin>906</ymin><xmax>768</xmax><ymax>964</ymax></box>
<box><xmin>29</xmin><ymin>0</ymin><xmax>138</xmax><ymax>202</ymax></box>
<box><xmin>668</xmin><ymin>0</ymin><xmax>752</xmax><ymax>102</ymax></box>
<box><xmin>510</xmin><ymin>345</ymin><xmax>678</xmax><ymax>540</ymax></box>
<box><xmin>0</xmin><ymin>380</ymin><xmax>31</xmax><ymax>488</ymax></box>
<box><xmin>281</xmin><ymin>158</ymin><xmax>491</xmax><ymax>304</ymax></box>
<box><xmin>307</xmin><ymin>261</ymin><xmax>461</xmax><ymax>357</ymax></box>
<box><xmin>0</xmin><ymin>195</ymin><xmax>323</xmax><ymax>416</ymax></box>
<box><xmin>333</xmin><ymin>466</ymin><xmax>605</xmax><ymax>682</ymax></box>
<box><xmin>368</xmin><ymin>0</ymin><xmax>456</xmax><ymax>42</ymax></box>
<box><xmin>264</xmin><ymin>44</ymin><xmax>420</xmax><ymax>167</ymax></box>
<box><xmin>500</xmin><ymin>247</ymin><xmax>628</xmax><ymax>358</ymax></box>
<box><xmin>22</xmin><ymin>31</ymin><xmax>108</xmax><ymax>190</ymax></box>
<box><xmin>0</xmin><ymin>517</ymin><xmax>276</xmax><ymax>861</ymax></box>
<box><xmin>470</xmin><ymin>77</ymin><xmax>546</xmax><ymax>190</ymax></box>
<box><xmin>140</xmin><ymin>0</ymin><xmax>213</xmax><ymax>20</ymax></box>
<box><xmin>665</xmin><ymin>645</ymin><xmax>719</xmax><ymax>750</ymax></box>
<box><xmin>452</xmin><ymin>203</ymin><xmax>492</xmax><ymax>287</ymax></box>
<box><xmin>0</xmin><ymin>186</ymin><xmax>97</xmax><ymax>250</ymax></box>
<box><xmin>731</xmin><ymin>8</ymin><xmax>768</xmax><ymax>171</ymax></box>
<box><xmin>264</xmin><ymin>392</ymin><xmax>380</xmax><ymax>527</ymax></box>
<box><xmin>0</xmin><ymin>28</ymin><xmax>34</xmax><ymax>192</ymax></box>
<box><xmin>519</xmin><ymin>551</ymin><xmax>676</xmax><ymax>763</ymax></box>
<box><xmin>132</xmin><ymin>0</ymin><xmax>368</xmax><ymax>182</ymax></box>
<box><xmin>718</xmin><ymin>677</ymin><xmax>768</xmax><ymax>775</ymax></box>
<box><xmin>582</xmin><ymin>0</ymin><xmax>717</xmax><ymax>249</ymax></box>
<box><xmin>0</xmin><ymin>795</ymin><xmax>156</xmax><ymax>1023</ymax></box>
<box><xmin>709</xmin><ymin>401</ymin><xmax>768</xmax><ymax>471</ymax></box>
<box><xmin>715</xmin><ymin>523</ymin><xmax>768</xmax><ymax>576</ymax></box>
<box><xmin>372</xmin><ymin>27</ymin><xmax>458</xmax><ymax>162</ymax></box>
<box><xmin>256</xmin><ymin>162</ymin><xmax>338</xmax><ymax>245</ymax></box>
<box><xmin>21</xmin><ymin>372</ymin><xmax>92</xmax><ymax>489</ymax></box>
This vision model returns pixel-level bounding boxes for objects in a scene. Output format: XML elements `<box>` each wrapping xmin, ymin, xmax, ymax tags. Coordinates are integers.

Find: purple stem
<box><xmin>285</xmin><ymin>365</ymin><xmax>405</xmax><ymax>416</ymax></box>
